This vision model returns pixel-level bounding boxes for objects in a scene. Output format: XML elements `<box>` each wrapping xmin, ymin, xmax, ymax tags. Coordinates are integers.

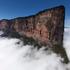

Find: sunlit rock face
<box><xmin>0</xmin><ymin>5</ymin><xmax>69</xmax><ymax>63</ymax></box>
<box><xmin>0</xmin><ymin>6</ymin><xmax>64</xmax><ymax>47</ymax></box>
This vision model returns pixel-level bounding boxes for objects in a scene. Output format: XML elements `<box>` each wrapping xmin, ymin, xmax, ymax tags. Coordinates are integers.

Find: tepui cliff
<box><xmin>0</xmin><ymin>5</ymin><xmax>69</xmax><ymax>63</ymax></box>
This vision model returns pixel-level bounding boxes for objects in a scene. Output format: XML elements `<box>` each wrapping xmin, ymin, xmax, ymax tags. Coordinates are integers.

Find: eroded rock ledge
<box><xmin>0</xmin><ymin>5</ymin><xmax>69</xmax><ymax>63</ymax></box>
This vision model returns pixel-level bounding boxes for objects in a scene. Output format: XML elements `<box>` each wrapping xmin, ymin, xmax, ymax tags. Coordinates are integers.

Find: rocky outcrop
<box><xmin>0</xmin><ymin>5</ymin><xmax>69</xmax><ymax>63</ymax></box>
<box><xmin>0</xmin><ymin>6</ymin><xmax>64</xmax><ymax>46</ymax></box>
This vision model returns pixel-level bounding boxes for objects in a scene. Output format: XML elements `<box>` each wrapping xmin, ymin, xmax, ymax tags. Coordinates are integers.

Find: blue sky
<box><xmin>0</xmin><ymin>0</ymin><xmax>70</xmax><ymax>27</ymax></box>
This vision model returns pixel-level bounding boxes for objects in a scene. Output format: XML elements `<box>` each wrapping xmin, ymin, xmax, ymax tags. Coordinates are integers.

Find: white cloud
<box><xmin>64</xmin><ymin>27</ymin><xmax>70</xmax><ymax>60</ymax></box>
<box><xmin>0</xmin><ymin>27</ymin><xmax>70</xmax><ymax>70</ymax></box>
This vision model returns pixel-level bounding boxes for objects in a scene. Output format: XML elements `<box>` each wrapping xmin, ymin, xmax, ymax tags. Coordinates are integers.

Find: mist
<box><xmin>0</xmin><ymin>27</ymin><xmax>70</xmax><ymax>70</ymax></box>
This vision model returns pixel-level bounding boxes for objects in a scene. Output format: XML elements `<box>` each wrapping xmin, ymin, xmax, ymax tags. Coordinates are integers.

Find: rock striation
<box><xmin>0</xmin><ymin>6</ymin><xmax>64</xmax><ymax>46</ymax></box>
<box><xmin>0</xmin><ymin>5</ymin><xmax>69</xmax><ymax>63</ymax></box>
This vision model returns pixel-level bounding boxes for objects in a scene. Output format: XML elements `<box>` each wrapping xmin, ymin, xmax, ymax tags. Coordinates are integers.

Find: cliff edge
<box><xmin>0</xmin><ymin>5</ymin><xmax>69</xmax><ymax>63</ymax></box>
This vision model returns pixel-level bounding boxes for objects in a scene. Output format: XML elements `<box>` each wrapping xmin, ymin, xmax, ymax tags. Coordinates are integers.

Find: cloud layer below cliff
<box><xmin>0</xmin><ymin>27</ymin><xmax>70</xmax><ymax>70</ymax></box>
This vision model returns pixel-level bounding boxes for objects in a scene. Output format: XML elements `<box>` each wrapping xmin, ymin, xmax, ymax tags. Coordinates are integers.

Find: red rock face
<box><xmin>0</xmin><ymin>6</ymin><xmax>65</xmax><ymax>47</ymax></box>
<box><xmin>11</xmin><ymin>6</ymin><xmax>64</xmax><ymax>46</ymax></box>
<box><xmin>0</xmin><ymin>6</ymin><xmax>69</xmax><ymax>64</ymax></box>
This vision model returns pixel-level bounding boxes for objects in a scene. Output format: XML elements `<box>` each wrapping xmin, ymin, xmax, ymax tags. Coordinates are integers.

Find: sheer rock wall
<box><xmin>0</xmin><ymin>6</ymin><xmax>64</xmax><ymax>47</ymax></box>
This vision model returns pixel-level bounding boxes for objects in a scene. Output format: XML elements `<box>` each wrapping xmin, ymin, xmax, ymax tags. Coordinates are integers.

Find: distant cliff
<box><xmin>0</xmin><ymin>5</ymin><xmax>69</xmax><ymax>63</ymax></box>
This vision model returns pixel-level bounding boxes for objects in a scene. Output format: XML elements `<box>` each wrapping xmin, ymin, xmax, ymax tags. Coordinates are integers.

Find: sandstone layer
<box><xmin>0</xmin><ymin>5</ymin><xmax>69</xmax><ymax>63</ymax></box>
<box><xmin>0</xmin><ymin>6</ymin><xmax>64</xmax><ymax>46</ymax></box>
